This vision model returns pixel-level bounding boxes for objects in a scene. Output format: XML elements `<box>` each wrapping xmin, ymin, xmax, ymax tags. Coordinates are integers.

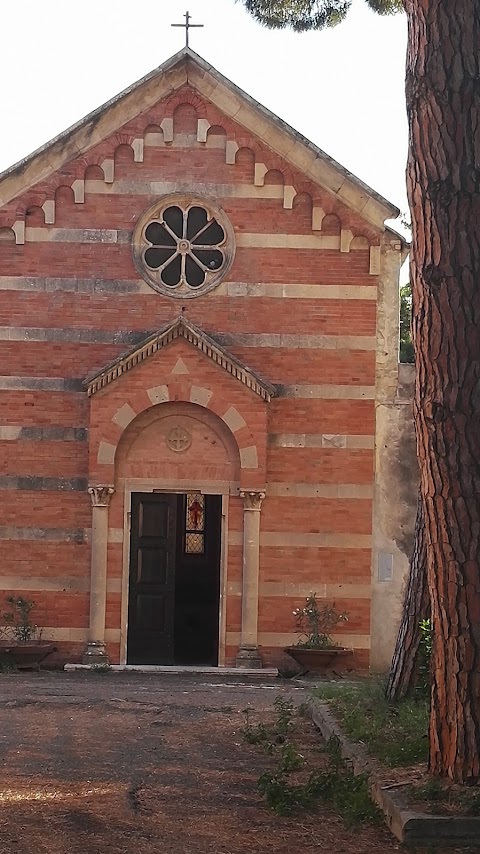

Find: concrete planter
<box><xmin>285</xmin><ymin>647</ymin><xmax>353</xmax><ymax>671</ymax></box>
<box><xmin>0</xmin><ymin>641</ymin><xmax>57</xmax><ymax>670</ymax></box>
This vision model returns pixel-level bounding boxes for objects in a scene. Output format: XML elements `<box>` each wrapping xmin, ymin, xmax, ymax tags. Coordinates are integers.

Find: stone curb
<box><xmin>309</xmin><ymin>697</ymin><xmax>480</xmax><ymax>846</ymax></box>
<box><xmin>64</xmin><ymin>663</ymin><xmax>279</xmax><ymax>678</ymax></box>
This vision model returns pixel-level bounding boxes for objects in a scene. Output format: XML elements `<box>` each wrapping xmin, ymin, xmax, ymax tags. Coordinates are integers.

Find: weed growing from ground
<box><xmin>242</xmin><ymin>697</ymin><xmax>381</xmax><ymax>825</ymax></box>
<box><xmin>242</xmin><ymin>696</ymin><xmax>294</xmax><ymax>752</ymax></box>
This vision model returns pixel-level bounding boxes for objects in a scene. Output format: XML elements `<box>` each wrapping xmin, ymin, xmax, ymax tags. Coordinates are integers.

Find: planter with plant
<box><xmin>284</xmin><ymin>594</ymin><xmax>352</xmax><ymax>672</ymax></box>
<box><xmin>0</xmin><ymin>596</ymin><xmax>56</xmax><ymax>670</ymax></box>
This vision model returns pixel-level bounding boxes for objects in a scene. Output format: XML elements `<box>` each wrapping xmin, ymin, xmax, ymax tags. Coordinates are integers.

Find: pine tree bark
<box><xmin>405</xmin><ymin>0</ymin><xmax>480</xmax><ymax>782</ymax></box>
<box><xmin>385</xmin><ymin>492</ymin><xmax>428</xmax><ymax>701</ymax></box>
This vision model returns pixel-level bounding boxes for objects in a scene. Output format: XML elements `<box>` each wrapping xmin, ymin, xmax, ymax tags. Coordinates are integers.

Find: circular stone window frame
<box><xmin>132</xmin><ymin>193</ymin><xmax>236</xmax><ymax>299</ymax></box>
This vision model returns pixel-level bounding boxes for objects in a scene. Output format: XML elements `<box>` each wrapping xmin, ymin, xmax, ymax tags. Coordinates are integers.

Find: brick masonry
<box><xmin>0</xmin><ymin>51</ymin><xmax>405</xmax><ymax>669</ymax></box>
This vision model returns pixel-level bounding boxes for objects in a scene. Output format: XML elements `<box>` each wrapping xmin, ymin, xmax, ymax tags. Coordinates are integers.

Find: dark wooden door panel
<box><xmin>127</xmin><ymin>493</ymin><xmax>177</xmax><ymax>664</ymax></box>
<box><xmin>138</xmin><ymin>501</ymin><xmax>170</xmax><ymax>538</ymax></box>
<box><xmin>136</xmin><ymin>546</ymin><xmax>170</xmax><ymax>585</ymax></box>
<box><xmin>134</xmin><ymin>593</ymin><xmax>169</xmax><ymax>631</ymax></box>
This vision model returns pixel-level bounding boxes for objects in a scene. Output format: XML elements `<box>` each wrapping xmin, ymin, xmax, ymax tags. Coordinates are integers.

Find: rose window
<box><xmin>133</xmin><ymin>195</ymin><xmax>235</xmax><ymax>298</ymax></box>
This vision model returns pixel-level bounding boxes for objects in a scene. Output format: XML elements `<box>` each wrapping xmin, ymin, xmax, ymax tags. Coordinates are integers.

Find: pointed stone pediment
<box><xmin>84</xmin><ymin>316</ymin><xmax>276</xmax><ymax>402</ymax></box>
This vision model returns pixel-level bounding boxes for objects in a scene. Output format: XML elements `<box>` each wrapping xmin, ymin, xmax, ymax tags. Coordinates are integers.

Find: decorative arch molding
<box><xmin>114</xmin><ymin>399</ymin><xmax>242</xmax><ymax>482</ymax></box>
<box><xmin>163</xmin><ymin>89</ymin><xmax>208</xmax><ymax>118</ymax></box>
<box><xmin>98</xmin><ymin>385</ymin><xmax>259</xmax><ymax>468</ymax></box>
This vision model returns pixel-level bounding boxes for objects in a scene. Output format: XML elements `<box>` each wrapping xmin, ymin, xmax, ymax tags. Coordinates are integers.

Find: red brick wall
<box><xmin>0</xmin><ymin>84</ymin><xmax>379</xmax><ymax>668</ymax></box>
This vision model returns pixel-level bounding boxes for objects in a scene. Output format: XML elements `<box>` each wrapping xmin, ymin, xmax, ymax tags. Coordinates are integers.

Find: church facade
<box><xmin>0</xmin><ymin>49</ymin><xmax>411</xmax><ymax>670</ymax></box>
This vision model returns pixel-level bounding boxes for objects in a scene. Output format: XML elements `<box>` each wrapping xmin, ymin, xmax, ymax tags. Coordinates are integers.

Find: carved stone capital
<box><xmin>240</xmin><ymin>490</ymin><xmax>266</xmax><ymax>511</ymax></box>
<box><xmin>88</xmin><ymin>485</ymin><xmax>114</xmax><ymax>507</ymax></box>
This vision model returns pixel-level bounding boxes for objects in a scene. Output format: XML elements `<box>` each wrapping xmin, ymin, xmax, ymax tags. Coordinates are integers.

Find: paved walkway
<box><xmin>0</xmin><ymin>672</ymin><xmax>404</xmax><ymax>854</ymax></box>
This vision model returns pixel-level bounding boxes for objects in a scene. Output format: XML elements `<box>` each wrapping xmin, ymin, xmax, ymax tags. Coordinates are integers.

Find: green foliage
<box><xmin>293</xmin><ymin>593</ymin><xmax>347</xmax><ymax>648</ymax></box>
<box><xmin>312</xmin><ymin>740</ymin><xmax>383</xmax><ymax>826</ymax></box>
<box><xmin>2</xmin><ymin>596</ymin><xmax>38</xmax><ymax>643</ymax></box>
<box><xmin>258</xmin><ymin>735</ymin><xmax>381</xmax><ymax>823</ymax></box>
<box><xmin>243</xmin><ymin>696</ymin><xmax>381</xmax><ymax>824</ymax></box>
<box><xmin>365</xmin><ymin>0</ymin><xmax>402</xmax><ymax>12</ymax></box>
<box><xmin>314</xmin><ymin>679</ymin><xmax>429</xmax><ymax>766</ymax></box>
<box><xmin>399</xmin><ymin>283</ymin><xmax>414</xmax><ymax>363</ymax></box>
<box><xmin>240</xmin><ymin>0</ymin><xmax>402</xmax><ymax>33</ymax></box>
<box><xmin>417</xmin><ymin>617</ymin><xmax>432</xmax><ymax>689</ymax></box>
<box><xmin>242</xmin><ymin>696</ymin><xmax>295</xmax><ymax>749</ymax></box>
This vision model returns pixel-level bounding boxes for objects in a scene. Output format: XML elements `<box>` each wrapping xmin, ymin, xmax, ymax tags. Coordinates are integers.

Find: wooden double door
<box><xmin>127</xmin><ymin>493</ymin><xmax>222</xmax><ymax>665</ymax></box>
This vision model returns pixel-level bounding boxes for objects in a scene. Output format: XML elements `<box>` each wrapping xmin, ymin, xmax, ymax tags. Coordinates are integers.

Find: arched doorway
<box><xmin>114</xmin><ymin>401</ymin><xmax>241</xmax><ymax>666</ymax></box>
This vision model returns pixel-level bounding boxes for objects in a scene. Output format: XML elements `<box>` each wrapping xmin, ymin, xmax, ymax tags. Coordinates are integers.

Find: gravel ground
<box><xmin>0</xmin><ymin>672</ymin><xmax>458</xmax><ymax>854</ymax></box>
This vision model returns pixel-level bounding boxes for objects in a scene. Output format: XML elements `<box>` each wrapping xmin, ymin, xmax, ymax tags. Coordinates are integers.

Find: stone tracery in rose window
<box><xmin>133</xmin><ymin>195</ymin><xmax>235</xmax><ymax>298</ymax></box>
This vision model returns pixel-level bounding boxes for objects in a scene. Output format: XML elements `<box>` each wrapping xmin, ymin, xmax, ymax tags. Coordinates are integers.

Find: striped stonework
<box><xmin>0</xmin><ymin>48</ymin><xmax>406</xmax><ymax>670</ymax></box>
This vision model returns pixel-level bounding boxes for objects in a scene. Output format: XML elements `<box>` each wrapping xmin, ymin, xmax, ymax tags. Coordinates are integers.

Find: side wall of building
<box><xmin>371</xmin><ymin>233</ymin><xmax>417</xmax><ymax>671</ymax></box>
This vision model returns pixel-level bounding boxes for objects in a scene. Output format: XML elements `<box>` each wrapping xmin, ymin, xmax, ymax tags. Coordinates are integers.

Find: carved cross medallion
<box><xmin>166</xmin><ymin>425</ymin><xmax>192</xmax><ymax>453</ymax></box>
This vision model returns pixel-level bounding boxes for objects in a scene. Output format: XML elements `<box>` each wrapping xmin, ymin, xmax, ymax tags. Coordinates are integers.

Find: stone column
<box><xmin>236</xmin><ymin>490</ymin><xmax>265</xmax><ymax>669</ymax></box>
<box><xmin>82</xmin><ymin>485</ymin><xmax>114</xmax><ymax>665</ymax></box>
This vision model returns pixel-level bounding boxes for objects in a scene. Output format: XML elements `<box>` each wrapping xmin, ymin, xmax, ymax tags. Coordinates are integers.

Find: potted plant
<box><xmin>284</xmin><ymin>593</ymin><xmax>353</xmax><ymax>672</ymax></box>
<box><xmin>0</xmin><ymin>596</ymin><xmax>56</xmax><ymax>670</ymax></box>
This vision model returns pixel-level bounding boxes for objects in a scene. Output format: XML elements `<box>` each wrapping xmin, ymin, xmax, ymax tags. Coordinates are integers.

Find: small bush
<box><xmin>242</xmin><ymin>697</ymin><xmax>381</xmax><ymax>825</ymax></box>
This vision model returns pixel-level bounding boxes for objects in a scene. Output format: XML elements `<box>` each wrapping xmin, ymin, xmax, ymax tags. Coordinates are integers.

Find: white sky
<box><xmin>0</xmin><ymin>0</ymin><xmax>408</xmax><ymax>221</ymax></box>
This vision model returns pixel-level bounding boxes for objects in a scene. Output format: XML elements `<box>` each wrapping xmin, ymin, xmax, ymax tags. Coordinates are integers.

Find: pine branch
<box><xmin>240</xmin><ymin>0</ymin><xmax>403</xmax><ymax>31</ymax></box>
<box><xmin>241</xmin><ymin>1</ymin><xmax>352</xmax><ymax>32</ymax></box>
<box><xmin>365</xmin><ymin>0</ymin><xmax>403</xmax><ymax>14</ymax></box>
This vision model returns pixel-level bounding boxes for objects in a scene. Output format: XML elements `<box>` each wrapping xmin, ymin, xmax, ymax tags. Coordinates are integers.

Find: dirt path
<box><xmin>0</xmin><ymin>672</ymin><xmax>437</xmax><ymax>853</ymax></box>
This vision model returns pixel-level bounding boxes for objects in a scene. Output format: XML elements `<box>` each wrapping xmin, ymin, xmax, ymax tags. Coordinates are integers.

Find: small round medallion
<box><xmin>166</xmin><ymin>425</ymin><xmax>192</xmax><ymax>453</ymax></box>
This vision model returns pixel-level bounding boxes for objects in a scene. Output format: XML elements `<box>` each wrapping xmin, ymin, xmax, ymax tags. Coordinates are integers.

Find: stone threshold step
<box><xmin>64</xmin><ymin>663</ymin><xmax>279</xmax><ymax>677</ymax></box>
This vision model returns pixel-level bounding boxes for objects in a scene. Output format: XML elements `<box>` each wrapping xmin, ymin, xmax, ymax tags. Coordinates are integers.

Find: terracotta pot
<box><xmin>284</xmin><ymin>646</ymin><xmax>353</xmax><ymax>672</ymax></box>
<box><xmin>0</xmin><ymin>641</ymin><xmax>57</xmax><ymax>670</ymax></box>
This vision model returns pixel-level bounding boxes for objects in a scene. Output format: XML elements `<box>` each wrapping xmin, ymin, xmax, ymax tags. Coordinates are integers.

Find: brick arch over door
<box><xmin>113</xmin><ymin>400</ymin><xmax>242</xmax><ymax>490</ymax></box>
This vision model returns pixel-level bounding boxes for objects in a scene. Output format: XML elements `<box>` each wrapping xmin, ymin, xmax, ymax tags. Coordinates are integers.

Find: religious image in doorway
<box><xmin>184</xmin><ymin>493</ymin><xmax>205</xmax><ymax>555</ymax></box>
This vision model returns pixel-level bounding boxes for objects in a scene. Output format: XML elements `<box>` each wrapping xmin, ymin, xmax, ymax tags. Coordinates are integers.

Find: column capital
<box><xmin>88</xmin><ymin>485</ymin><xmax>114</xmax><ymax>507</ymax></box>
<box><xmin>240</xmin><ymin>490</ymin><xmax>265</xmax><ymax>511</ymax></box>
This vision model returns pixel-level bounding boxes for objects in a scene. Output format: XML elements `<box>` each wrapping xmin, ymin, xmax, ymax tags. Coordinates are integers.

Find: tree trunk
<box><xmin>405</xmin><ymin>0</ymin><xmax>480</xmax><ymax>782</ymax></box>
<box><xmin>385</xmin><ymin>492</ymin><xmax>429</xmax><ymax>701</ymax></box>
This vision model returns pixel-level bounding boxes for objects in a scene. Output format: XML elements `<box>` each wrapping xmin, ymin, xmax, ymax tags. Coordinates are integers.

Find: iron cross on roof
<box><xmin>171</xmin><ymin>10</ymin><xmax>204</xmax><ymax>48</ymax></box>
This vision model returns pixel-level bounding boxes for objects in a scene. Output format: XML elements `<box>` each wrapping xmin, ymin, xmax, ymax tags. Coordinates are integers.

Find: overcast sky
<box><xmin>0</xmin><ymin>0</ymin><xmax>408</xmax><ymax>223</ymax></box>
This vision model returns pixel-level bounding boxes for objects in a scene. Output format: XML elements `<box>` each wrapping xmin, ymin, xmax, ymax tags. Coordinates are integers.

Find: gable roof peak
<box><xmin>0</xmin><ymin>45</ymin><xmax>399</xmax><ymax>228</ymax></box>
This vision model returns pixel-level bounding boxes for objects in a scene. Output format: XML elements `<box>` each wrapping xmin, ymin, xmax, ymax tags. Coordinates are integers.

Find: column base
<box><xmin>82</xmin><ymin>641</ymin><xmax>109</xmax><ymax>666</ymax></box>
<box><xmin>236</xmin><ymin>644</ymin><xmax>262</xmax><ymax>669</ymax></box>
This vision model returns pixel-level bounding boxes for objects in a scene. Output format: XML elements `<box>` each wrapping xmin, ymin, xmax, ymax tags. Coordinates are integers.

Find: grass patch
<box><xmin>313</xmin><ymin>678</ymin><xmax>429</xmax><ymax>767</ymax></box>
